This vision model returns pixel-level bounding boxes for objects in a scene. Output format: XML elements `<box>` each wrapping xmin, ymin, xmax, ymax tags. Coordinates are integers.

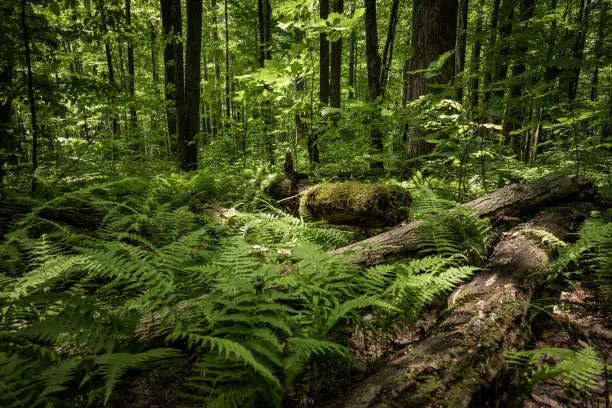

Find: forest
<box><xmin>0</xmin><ymin>0</ymin><xmax>610</xmax><ymax>406</ymax></box>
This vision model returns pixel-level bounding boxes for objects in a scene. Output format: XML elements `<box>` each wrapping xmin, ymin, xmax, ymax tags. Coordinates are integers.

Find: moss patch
<box><xmin>299</xmin><ymin>182</ymin><xmax>411</xmax><ymax>227</ymax></box>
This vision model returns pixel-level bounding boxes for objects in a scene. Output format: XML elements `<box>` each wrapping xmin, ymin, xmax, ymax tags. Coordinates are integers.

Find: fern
<box><xmin>506</xmin><ymin>346</ymin><xmax>605</xmax><ymax>396</ymax></box>
<box><xmin>96</xmin><ymin>348</ymin><xmax>183</xmax><ymax>405</ymax></box>
<box><xmin>556</xmin><ymin>212</ymin><xmax>612</xmax><ymax>300</ymax></box>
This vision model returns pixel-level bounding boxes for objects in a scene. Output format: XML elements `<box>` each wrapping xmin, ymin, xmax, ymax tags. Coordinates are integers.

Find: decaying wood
<box><xmin>300</xmin><ymin>182</ymin><xmax>411</xmax><ymax>227</ymax></box>
<box><xmin>334</xmin><ymin>174</ymin><xmax>582</xmax><ymax>266</ymax></box>
<box><xmin>325</xmin><ymin>203</ymin><xmax>592</xmax><ymax>408</ymax></box>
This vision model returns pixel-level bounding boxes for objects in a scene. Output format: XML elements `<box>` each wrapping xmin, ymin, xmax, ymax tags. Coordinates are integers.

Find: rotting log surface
<box><xmin>325</xmin><ymin>203</ymin><xmax>592</xmax><ymax>408</ymax></box>
<box><xmin>300</xmin><ymin>182</ymin><xmax>412</xmax><ymax>227</ymax></box>
<box><xmin>333</xmin><ymin>174</ymin><xmax>582</xmax><ymax>266</ymax></box>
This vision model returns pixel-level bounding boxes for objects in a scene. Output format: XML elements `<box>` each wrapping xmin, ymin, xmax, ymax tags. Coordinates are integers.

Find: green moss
<box><xmin>299</xmin><ymin>182</ymin><xmax>411</xmax><ymax>227</ymax></box>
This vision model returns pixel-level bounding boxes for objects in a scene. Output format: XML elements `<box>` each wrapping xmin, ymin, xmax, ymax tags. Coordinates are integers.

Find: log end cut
<box><xmin>299</xmin><ymin>183</ymin><xmax>411</xmax><ymax>227</ymax></box>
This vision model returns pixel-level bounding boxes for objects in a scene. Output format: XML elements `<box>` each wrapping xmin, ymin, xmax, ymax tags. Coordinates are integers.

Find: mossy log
<box><xmin>299</xmin><ymin>183</ymin><xmax>412</xmax><ymax>227</ymax></box>
<box><xmin>334</xmin><ymin>174</ymin><xmax>588</xmax><ymax>266</ymax></box>
<box><xmin>324</xmin><ymin>203</ymin><xmax>592</xmax><ymax>408</ymax></box>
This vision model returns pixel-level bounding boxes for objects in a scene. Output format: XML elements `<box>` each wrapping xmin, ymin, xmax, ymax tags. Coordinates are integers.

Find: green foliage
<box><xmin>506</xmin><ymin>347</ymin><xmax>606</xmax><ymax>397</ymax></box>
<box><xmin>0</xmin><ymin>170</ymin><xmax>495</xmax><ymax>406</ymax></box>
<box><xmin>556</xmin><ymin>210</ymin><xmax>612</xmax><ymax>301</ymax></box>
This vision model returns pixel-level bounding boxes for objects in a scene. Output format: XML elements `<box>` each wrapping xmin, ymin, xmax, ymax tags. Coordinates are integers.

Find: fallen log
<box><xmin>325</xmin><ymin>203</ymin><xmax>593</xmax><ymax>408</ymax></box>
<box><xmin>333</xmin><ymin>174</ymin><xmax>585</xmax><ymax>266</ymax></box>
<box><xmin>299</xmin><ymin>183</ymin><xmax>412</xmax><ymax>227</ymax></box>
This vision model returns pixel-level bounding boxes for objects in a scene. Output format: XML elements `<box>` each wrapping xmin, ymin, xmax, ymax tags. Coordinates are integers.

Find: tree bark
<box><xmin>454</xmin><ymin>0</ymin><xmax>469</xmax><ymax>102</ymax></box>
<box><xmin>490</xmin><ymin>0</ymin><xmax>516</xmax><ymax>115</ymax></box>
<box><xmin>125</xmin><ymin>0</ymin><xmax>137</xmax><ymax>137</ymax></box>
<box><xmin>482</xmin><ymin>0</ymin><xmax>501</xmax><ymax>106</ymax></box>
<box><xmin>405</xmin><ymin>0</ymin><xmax>458</xmax><ymax>159</ymax></box>
<box><xmin>326</xmin><ymin>204</ymin><xmax>592</xmax><ymax>408</ymax></box>
<box><xmin>99</xmin><ymin>0</ymin><xmax>120</xmax><ymax>153</ymax></box>
<box><xmin>224</xmin><ymin>0</ymin><xmax>231</xmax><ymax>125</ymax></box>
<box><xmin>0</xmin><ymin>62</ymin><xmax>15</xmax><ymax>188</ymax></box>
<box><xmin>567</xmin><ymin>0</ymin><xmax>592</xmax><ymax>101</ymax></box>
<box><xmin>364</xmin><ymin>0</ymin><xmax>383</xmax><ymax>170</ymax></box>
<box><xmin>469</xmin><ymin>0</ymin><xmax>484</xmax><ymax>113</ymax></box>
<box><xmin>334</xmin><ymin>174</ymin><xmax>582</xmax><ymax>266</ymax></box>
<box><xmin>173</xmin><ymin>0</ymin><xmax>186</xmax><ymax>164</ymax></box>
<box><xmin>257</xmin><ymin>0</ymin><xmax>274</xmax><ymax>165</ymax></box>
<box><xmin>330</xmin><ymin>0</ymin><xmax>343</xmax><ymax>109</ymax></box>
<box><xmin>182</xmin><ymin>0</ymin><xmax>202</xmax><ymax>170</ymax></box>
<box><xmin>380</xmin><ymin>0</ymin><xmax>400</xmax><ymax>98</ymax></box>
<box><xmin>503</xmin><ymin>0</ymin><xmax>535</xmax><ymax>156</ymax></box>
<box><xmin>160</xmin><ymin>0</ymin><xmax>176</xmax><ymax>153</ymax></box>
<box><xmin>21</xmin><ymin>0</ymin><xmax>38</xmax><ymax>182</ymax></box>
<box><xmin>589</xmin><ymin>0</ymin><xmax>606</xmax><ymax>102</ymax></box>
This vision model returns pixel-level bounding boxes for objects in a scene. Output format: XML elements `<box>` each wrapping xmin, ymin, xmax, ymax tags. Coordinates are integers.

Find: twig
<box><xmin>277</xmin><ymin>190</ymin><xmax>308</xmax><ymax>203</ymax></box>
<box><xmin>428</xmin><ymin>187</ymin><xmax>475</xmax><ymax>200</ymax></box>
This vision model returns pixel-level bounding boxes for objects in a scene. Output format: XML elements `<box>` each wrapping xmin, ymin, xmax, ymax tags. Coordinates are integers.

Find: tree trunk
<box><xmin>326</xmin><ymin>204</ymin><xmax>592</xmax><ymax>408</ymax></box>
<box><xmin>21</xmin><ymin>0</ymin><xmax>38</xmax><ymax>183</ymax></box>
<box><xmin>503</xmin><ymin>0</ymin><xmax>535</xmax><ymax>156</ymax></box>
<box><xmin>490</xmin><ymin>0</ymin><xmax>516</xmax><ymax>116</ymax></box>
<box><xmin>567</xmin><ymin>0</ymin><xmax>592</xmax><ymax>101</ymax></box>
<box><xmin>330</xmin><ymin>0</ymin><xmax>343</xmax><ymax>109</ymax></box>
<box><xmin>125</xmin><ymin>0</ymin><xmax>137</xmax><ymax>137</ymax></box>
<box><xmin>405</xmin><ymin>0</ymin><xmax>458</xmax><ymax>159</ymax></box>
<box><xmin>348</xmin><ymin>24</ymin><xmax>356</xmax><ymax>100</ymax></box>
<box><xmin>100</xmin><ymin>0</ymin><xmax>120</xmax><ymax>153</ymax></box>
<box><xmin>182</xmin><ymin>0</ymin><xmax>202</xmax><ymax>170</ymax></box>
<box><xmin>482</xmin><ymin>0</ymin><xmax>501</xmax><ymax>106</ymax></box>
<box><xmin>469</xmin><ymin>0</ymin><xmax>484</xmax><ymax>113</ymax></box>
<box><xmin>334</xmin><ymin>174</ymin><xmax>582</xmax><ymax>266</ymax></box>
<box><xmin>589</xmin><ymin>1</ymin><xmax>606</xmax><ymax>102</ymax></box>
<box><xmin>224</xmin><ymin>0</ymin><xmax>231</xmax><ymax>125</ymax></box>
<box><xmin>257</xmin><ymin>0</ymin><xmax>274</xmax><ymax>165</ymax></box>
<box><xmin>455</xmin><ymin>0</ymin><xmax>469</xmax><ymax>102</ymax></box>
<box><xmin>380</xmin><ymin>0</ymin><xmax>400</xmax><ymax>98</ymax></box>
<box><xmin>0</xmin><ymin>62</ymin><xmax>15</xmax><ymax>188</ymax></box>
<box><xmin>160</xmin><ymin>0</ymin><xmax>176</xmax><ymax>154</ymax></box>
<box><xmin>364</xmin><ymin>0</ymin><xmax>383</xmax><ymax>170</ymax></box>
<box><xmin>173</xmin><ymin>0</ymin><xmax>186</xmax><ymax>164</ymax></box>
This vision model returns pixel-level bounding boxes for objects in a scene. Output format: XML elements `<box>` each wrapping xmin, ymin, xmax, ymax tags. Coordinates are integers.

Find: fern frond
<box><xmin>96</xmin><ymin>348</ymin><xmax>182</xmax><ymax>405</ymax></box>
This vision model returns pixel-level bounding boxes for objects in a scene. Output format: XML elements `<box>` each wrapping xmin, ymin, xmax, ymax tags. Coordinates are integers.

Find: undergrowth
<box><xmin>0</xmin><ymin>173</ymin><xmax>490</xmax><ymax>407</ymax></box>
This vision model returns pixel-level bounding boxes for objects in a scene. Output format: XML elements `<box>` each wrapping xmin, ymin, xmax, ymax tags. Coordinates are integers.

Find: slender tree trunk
<box><xmin>294</xmin><ymin>29</ymin><xmax>309</xmax><ymax>142</ymax></box>
<box><xmin>21</xmin><ymin>0</ymin><xmax>37</xmax><ymax>187</ymax></box>
<box><xmin>567</xmin><ymin>0</ymin><xmax>592</xmax><ymax>101</ymax></box>
<box><xmin>455</xmin><ymin>0</ymin><xmax>469</xmax><ymax>102</ymax></box>
<box><xmin>182</xmin><ymin>0</ymin><xmax>202</xmax><ymax>170</ymax></box>
<box><xmin>469</xmin><ymin>0</ymin><xmax>484</xmax><ymax>113</ymax></box>
<box><xmin>492</xmin><ymin>0</ymin><xmax>516</xmax><ymax>104</ymax></box>
<box><xmin>209</xmin><ymin>0</ymin><xmax>221</xmax><ymax>136</ymax></box>
<box><xmin>224</xmin><ymin>0</ymin><xmax>231</xmax><ymax>125</ymax></box>
<box><xmin>126</xmin><ymin>0</ymin><xmax>138</xmax><ymax>149</ymax></box>
<box><xmin>150</xmin><ymin>22</ymin><xmax>159</xmax><ymax>97</ymax></box>
<box><xmin>503</xmin><ymin>0</ymin><xmax>535</xmax><ymax>156</ymax></box>
<box><xmin>364</xmin><ymin>0</ymin><xmax>383</xmax><ymax>169</ymax></box>
<box><xmin>173</xmin><ymin>0</ymin><xmax>186</xmax><ymax>163</ymax></box>
<box><xmin>405</xmin><ymin>0</ymin><xmax>458</xmax><ymax>159</ymax></box>
<box><xmin>483</xmin><ymin>0</ymin><xmax>501</xmax><ymax>105</ymax></box>
<box><xmin>0</xmin><ymin>65</ymin><xmax>15</xmax><ymax>189</ymax></box>
<box><xmin>100</xmin><ymin>0</ymin><xmax>120</xmax><ymax>149</ymax></box>
<box><xmin>380</xmin><ymin>0</ymin><xmax>400</xmax><ymax>97</ymax></box>
<box><xmin>348</xmin><ymin>30</ymin><xmax>356</xmax><ymax>100</ymax></box>
<box><xmin>319</xmin><ymin>0</ymin><xmax>330</xmax><ymax>106</ymax></box>
<box><xmin>257</xmin><ymin>0</ymin><xmax>274</xmax><ymax>165</ymax></box>
<box><xmin>160</xmin><ymin>0</ymin><xmax>176</xmax><ymax>154</ymax></box>
<box><xmin>589</xmin><ymin>1</ymin><xmax>605</xmax><ymax>101</ymax></box>
<box><xmin>330</xmin><ymin>0</ymin><xmax>343</xmax><ymax>109</ymax></box>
